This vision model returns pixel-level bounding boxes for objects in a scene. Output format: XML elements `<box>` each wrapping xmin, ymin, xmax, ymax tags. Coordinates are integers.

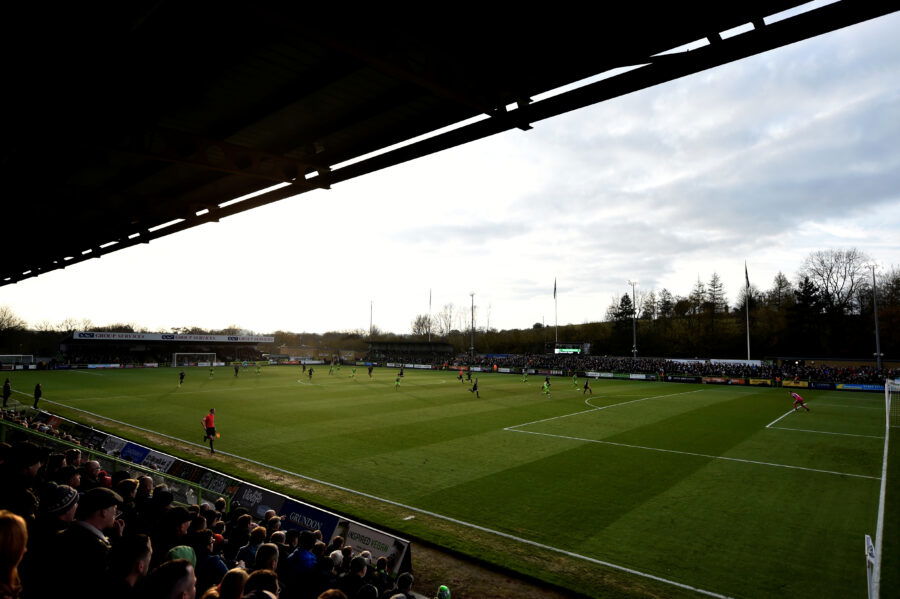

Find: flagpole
<box><xmin>554</xmin><ymin>278</ymin><xmax>558</xmax><ymax>346</ymax></box>
<box><xmin>745</xmin><ymin>261</ymin><xmax>751</xmax><ymax>360</ymax></box>
<box><xmin>428</xmin><ymin>288</ymin><xmax>432</xmax><ymax>343</ymax></box>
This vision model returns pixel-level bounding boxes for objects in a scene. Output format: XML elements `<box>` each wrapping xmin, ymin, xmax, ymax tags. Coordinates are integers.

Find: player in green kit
<box><xmin>329</xmin><ymin>363</ymin><xmax>335</xmax><ymax>375</ymax></box>
<box><xmin>350</xmin><ymin>367</ymin><xmax>357</xmax><ymax>379</ymax></box>
<box><xmin>542</xmin><ymin>380</ymin><xmax>551</xmax><ymax>397</ymax></box>
<box><xmin>572</xmin><ymin>374</ymin><xmax>579</xmax><ymax>389</ymax></box>
<box><xmin>521</xmin><ymin>369</ymin><xmax>528</xmax><ymax>383</ymax></box>
<box><xmin>394</xmin><ymin>375</ymin><xmax>401</xmax><ymax>390</ymax></box>
<box><xmin>209</xmin><ymin>366</ymin><xmax>214</xmax><ymax>378</ymax></box>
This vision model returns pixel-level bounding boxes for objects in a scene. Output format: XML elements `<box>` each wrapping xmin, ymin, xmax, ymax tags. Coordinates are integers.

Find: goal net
<box><xmin>172</xmin><ymin>353</ymin><xmax>217</xmax><ymax>367</ymax></box>
<box><xmin>0</xmin><ymin>355</ymin><xmax>34</xmax><ymax>370</ymax></box>
<box><xmin>889</xmin><ymin>378</ymin><xmax>900</xmax><ymax>430</ymax></box>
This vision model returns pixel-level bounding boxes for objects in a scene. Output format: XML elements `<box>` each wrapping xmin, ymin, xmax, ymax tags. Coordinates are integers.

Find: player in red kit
<box><xmin>790</xmin><ymin>392</ymin><xmax>810</xmax><ymax>412</ymax></box>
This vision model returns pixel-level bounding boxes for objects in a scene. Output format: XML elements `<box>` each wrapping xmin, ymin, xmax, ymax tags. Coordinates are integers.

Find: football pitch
<box><xmin>9</xmin><ymin>366</ymin><xmax>895</xmax><ymax>598</ymax></box>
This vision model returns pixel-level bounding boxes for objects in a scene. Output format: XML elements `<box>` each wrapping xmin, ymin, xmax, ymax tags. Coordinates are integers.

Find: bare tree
<box><xmin>0</xmin><ymin>306</ymin><xmax>26</xmax><ymax>331</ymax></box>
<box><xmin>436</xmin><ymin>303</ymin><xmax>454</xmax><ymax>336</ymax></box>
<box><xmin>411</xmin><ymin>314</ymin><xmax>432</xmax><ymax>336</ymax></box>
<box><xmin>799</xmin><ymin>248</ymin><xmax>870</xmax><ymax>314</ymax></box>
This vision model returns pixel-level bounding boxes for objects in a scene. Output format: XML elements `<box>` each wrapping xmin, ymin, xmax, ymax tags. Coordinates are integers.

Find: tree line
<box><xmin>1</xmin><ymin>249</ymin><xmax>896</xmax><ymax>361</ymax></box>
<box><xmin>413</xmin><ymin>249</ymin><xmax>898</xmax><ymax>360</ymax></box>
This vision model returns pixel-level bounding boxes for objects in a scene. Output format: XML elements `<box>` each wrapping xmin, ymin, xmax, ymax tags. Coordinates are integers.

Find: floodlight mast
<box><xmin>871</xmin><ymin>265</ymin><xmax>883</xmax><ymax>370</ymax></box>
<box><xmin>628</xmin><ymin>280</ymin><xmax>638</xmax><ymax>360</ymax></box>
<box><xmin>469</xmin><ymin>292</ymin><xmax>475</xmax><ymax>358</ymax></box>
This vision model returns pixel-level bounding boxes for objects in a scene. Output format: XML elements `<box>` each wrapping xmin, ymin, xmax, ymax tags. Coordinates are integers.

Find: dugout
<box><xmin>60</xmin><ymin>331</ymin><xmax>274</xmax><ymax>366</ymax></box>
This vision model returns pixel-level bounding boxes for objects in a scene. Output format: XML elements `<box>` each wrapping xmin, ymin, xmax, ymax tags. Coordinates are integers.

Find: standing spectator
<box><xmin>19</xmin><ymin>482</ymin><xmax>78</xmax><ymax>596</ymax></box>
<box><xmin>199</xmin><ymin>567</ymin><xmax>247</xmax><ymax>599</ymax></box>
<box><xmin>64</xmin><ymin>448</ymin><xmax>82</xmax><ymax>469</ymax></box>
<box><xmin>235</xmin><ymin>526</ymin><xmax>267</xmax><ymax>568</ymax></box>
<box><xmin>0</xmin><ymin>443</ymin><xmax>43</xmax><ymax>523</ymax></box>
<box><xmin>79</xmin><ymin>460</ymin><xmax>103</xmax><ymax>491</ymax></box>
<box><xmin>2</xmin><ymin>379</ymin><xmax>10</xmax><ymax>408</ymax></box>
<box><xmin>283</xmin><ymin>530</ymin><xmax>317</xmax><ymax>599</ymax></box>
<box><xmin>152</xmin><ymin>506</ymin><xmax>193</xmax><ymax>567</ymax></box>
<box><xmin>99</xmin><ymin>533</ymin><xmax>153</xmax><ymax>599</ymax></box>
<box><xmin>242</xmin><ymin>569</ymin><xmax>279</xmax><ymax>599</ymax></box>
<box><xmin>31</xmin><ymin>385</ymin><xmax>41</xmax><ymax>410</ymax></box>
<box><xmin>53</xmin><ymin>487</ymin><xmax>124</xmax><ymax>593</ymax></box>
<box><xmin>0</xmin><ymin>510</ymin><xmax>27</xmax><ymax>599</ymax></box>
<box><xmin>143</xmin><ymin>559</ymin><xmax>197</xmax><ymax>599</ymax></box>
<box><xmin>270</xmin><ymin>531</ymin><xmax>291</xmax><ymax>575</ymax></box>
<box><xmin>253</xmin><ymin>543</ymin><xmax>279</xmax><ymax>573</ymax></box>
<box><xmin>337</xmin><ymin>556</ymin><xmax>367</xmax><ymax>598</ymax></box>
<box><xmin>188</xmin><ymin>529</ymin><xmax>228</xmax><ymax>596</ymax></box>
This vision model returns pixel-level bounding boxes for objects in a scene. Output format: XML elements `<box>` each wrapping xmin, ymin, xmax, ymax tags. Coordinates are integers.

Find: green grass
<box><xmin>7</xmin><ymin>366</ymin><xmax>891</xmax><ymax>598</ymax></box>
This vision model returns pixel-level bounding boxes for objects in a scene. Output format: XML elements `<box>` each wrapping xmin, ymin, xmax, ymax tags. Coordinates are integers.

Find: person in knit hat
<box><xmin>19</xmin><ymin>483</ymin><xmax>80</xmax><ymax>596</ymax></box>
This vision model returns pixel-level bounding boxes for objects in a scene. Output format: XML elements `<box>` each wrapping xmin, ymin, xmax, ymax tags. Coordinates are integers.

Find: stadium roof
<box><xmin>4</xmin><ymin>2</ymin><xmax>899</xmax><ymax>287</ymax></box>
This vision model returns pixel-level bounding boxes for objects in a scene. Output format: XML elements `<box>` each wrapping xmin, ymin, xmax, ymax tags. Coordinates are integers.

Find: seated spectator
<box><xmin>144</xmin><ymin>558</ymin><xmax>197</xmax><ymax>599</ymax></box>
<box><xmin>0</xmin><ymin>510</ymin><xmax>28</xmax><ymax>599</ymax></box>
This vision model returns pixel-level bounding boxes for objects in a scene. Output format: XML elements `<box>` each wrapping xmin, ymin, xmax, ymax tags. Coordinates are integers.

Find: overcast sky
<box><xmin>3</xmin><ymin>6</ymin><xmax>900</xmax><ymax>336</ymax></box>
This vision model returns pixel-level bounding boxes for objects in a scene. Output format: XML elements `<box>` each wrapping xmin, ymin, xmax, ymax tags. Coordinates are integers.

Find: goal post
<box><xmin>868</xmin><ymin>378</ymin><xmax>898</xmax><ymax>599</ymax></box>
<box><xmin>171</xmin><ymin>353</ymin><xmax>217</xmax><ymax>367</ymax></box>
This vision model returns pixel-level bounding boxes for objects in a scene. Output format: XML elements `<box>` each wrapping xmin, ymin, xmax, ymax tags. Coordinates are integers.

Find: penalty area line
<box><xmin>38</xmin><ymin>398</ymin><xmax>734</xmax><ymax>599</ymax></box>
<box><xmin>768</xmin><ymin>426</ymin><xmax>883</xmax><ymax>440</ymax></box>
<box><xmin>507</xmin><ymin>429</ymin><xmax>878</xmax><ymax>480</ymax></box>
<box><xmin>505</xmin><ymin>389</ymin><xmax>704</xmax><ymax>431</ymax></box>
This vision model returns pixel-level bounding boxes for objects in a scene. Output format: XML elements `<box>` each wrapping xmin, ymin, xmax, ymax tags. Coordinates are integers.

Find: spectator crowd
<box><xmin>366</xmin><ymin>352</ymin><xmax>897</xmax><ymax>384</ymax></box>
<box><xmin>0</xmin><ymin>437</ymin><xmax>447</xmax><ymax>599</ymax></box>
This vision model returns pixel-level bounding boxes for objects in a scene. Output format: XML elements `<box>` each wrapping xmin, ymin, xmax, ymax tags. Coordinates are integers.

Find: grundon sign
<box><xmin>74</xmin><ymin>331</ymin><xmax>274</xmax><ymax>343</ymax></box>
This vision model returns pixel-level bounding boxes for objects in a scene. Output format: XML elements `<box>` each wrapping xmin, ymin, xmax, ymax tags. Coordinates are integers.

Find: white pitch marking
<box><xmin>507</xmin><ymin>428</ymin><xmax>878</xmax><ymax>480</ymax></box>
<box><xmin>811</xmin><ymin>403</ymin><xmax>883</xmax><ymax>410</ymax></box>
<box><xmin>765</xmin><ymin>409</ymin><xmax>795</xmax><ymax>429</ymax></box>
<box><xmin>33</xmin><ymin>397</ymin><xmax>734</xmax><ymax>599</ymax></box>
<box><xmin>768</xmin><ymin>426</ymin><xmax>883</xmax><ymax>440</ymax></box>
<box><xmin>504</xmin><ymin>389</ymin><xmax>704</xmax><ymax>431</ymax></box>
